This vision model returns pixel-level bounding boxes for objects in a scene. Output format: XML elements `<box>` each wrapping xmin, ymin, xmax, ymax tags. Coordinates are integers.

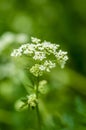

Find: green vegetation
<box><xmin>0</xmin><ymin>0</ymin><xmax>86</xmax><ymax>130</ymax></box>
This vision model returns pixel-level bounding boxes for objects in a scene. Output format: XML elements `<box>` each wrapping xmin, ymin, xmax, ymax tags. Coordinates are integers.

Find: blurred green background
<box><xmin>0</xmin><ymin>0</ymin><xmax>86</xmax><ymax>130</ymax></box>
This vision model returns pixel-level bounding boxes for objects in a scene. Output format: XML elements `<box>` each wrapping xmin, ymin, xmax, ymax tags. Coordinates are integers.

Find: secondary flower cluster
<box><xmin>27</xmin><ymin>94</ymin><xmax>38</xmax><ymax>108</ymax></box>
<box><xmin>38</xmin><ymin>80</ymin><xmax>48</xmax><ymax>94</ymax></box>
<box><xmin>11</xmin><ymin>37</ymin><xmax>68</xmax><ymax>77</ymax></box>
<box><xmin>15</xmin><ymin>79</ymin><xmax>48</xmax><ymax>111</ymax></box>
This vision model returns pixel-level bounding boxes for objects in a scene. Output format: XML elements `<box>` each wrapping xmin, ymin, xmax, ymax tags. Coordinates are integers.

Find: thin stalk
<box><xmin>35</xmin><ymin>76</ymin><xmax>41</xmax><ymax>130</ymax></box>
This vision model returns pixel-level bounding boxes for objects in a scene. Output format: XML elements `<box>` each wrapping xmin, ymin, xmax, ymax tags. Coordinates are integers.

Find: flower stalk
<box><xmin>35</xmin><ymin>76</ymin><xmax>41</xmax><ymax>130</ymax></box>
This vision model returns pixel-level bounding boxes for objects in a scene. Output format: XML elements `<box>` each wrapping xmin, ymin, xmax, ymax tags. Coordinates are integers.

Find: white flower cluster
<box><xmin>27</xmin><ymin>93</ymin><xmax>38</xmax><ymax>108</ymax></box>
<box><xmin>55</xmin><ymin>50</ymin><xmax>68</xmax><ymax>68</ymax></box>
<box><xmin>30</xmin><ymin>61</ymin><xmax>56</xmax><ymax>77</ymax></box>
<box><xmin>11</xmin><ymin>37</ymin><xmax>68</xmax><ymax>76</ymax></box>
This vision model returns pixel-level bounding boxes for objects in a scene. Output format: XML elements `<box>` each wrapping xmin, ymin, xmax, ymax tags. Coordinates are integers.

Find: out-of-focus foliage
<box><xmin>0</xmin><ymin>0</ymin><xmax>86</xmax><ymax>130</ymax></box>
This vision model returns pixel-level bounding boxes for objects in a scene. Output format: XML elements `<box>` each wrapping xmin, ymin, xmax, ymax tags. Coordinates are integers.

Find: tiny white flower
<box><xmin>23</xmin><ymin>49</ymin><xmax>30</xmax><ymax>54</ymax></box>
<box><xmin>33</xmin><ymin>51</ymin><xmax>46</xmax><ymax>61</ymax></box>
<box><xmin>42</xmin><ymin>41</ymin><xmax>59</xmax><ymax>54</ymax></box>
<box><xmin>36</xmin><ymin>43</ymin><xmax>44</xmax><ymax>51</ymax></box>
<box><xmin>31</xmin><ymin>37</ymin><xmax>41</xmax><ymax>44</ymax></box>
<box><xmin>39</xmin><ymin>65</ymin><xmax>46</xmax><ymax>71</ymax></box>
<box><xmin>29</xmin><ymin>44</ymin><xmax>36</xmax><ymax>51</ymax></box>
<box><xmin>44</xmin><ymin>60</ymin><xmax>56</xmax><ymax>70</ymax></box>
<box><xmin>20</xmin><ymin>44</ymin><xmax>27</xmax><ymax>50</ymax></box>
<box><xmin>11</xmin><ymin>49</ymin><xmax>22</xmax><ymax>57</ymax></box>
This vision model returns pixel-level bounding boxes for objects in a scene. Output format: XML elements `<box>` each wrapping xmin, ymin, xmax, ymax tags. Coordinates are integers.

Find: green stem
<box><xmin>35</xmin><ymin>76</ymin><xmax>41</xmax><ymax>130</ymax></box>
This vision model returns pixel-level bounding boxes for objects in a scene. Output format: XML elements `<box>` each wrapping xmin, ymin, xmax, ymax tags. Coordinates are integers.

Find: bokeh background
<box><xmin>0</xmin><ymin>0</ymin><xmax>86</xmax><ymax>130</ymax></box>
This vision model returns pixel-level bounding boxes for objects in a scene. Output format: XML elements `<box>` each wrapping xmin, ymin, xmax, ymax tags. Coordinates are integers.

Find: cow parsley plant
<box><xmin>11</xmin><ymin>37</ymin><xmax>68</xmax><ymax>129</ymax></box>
